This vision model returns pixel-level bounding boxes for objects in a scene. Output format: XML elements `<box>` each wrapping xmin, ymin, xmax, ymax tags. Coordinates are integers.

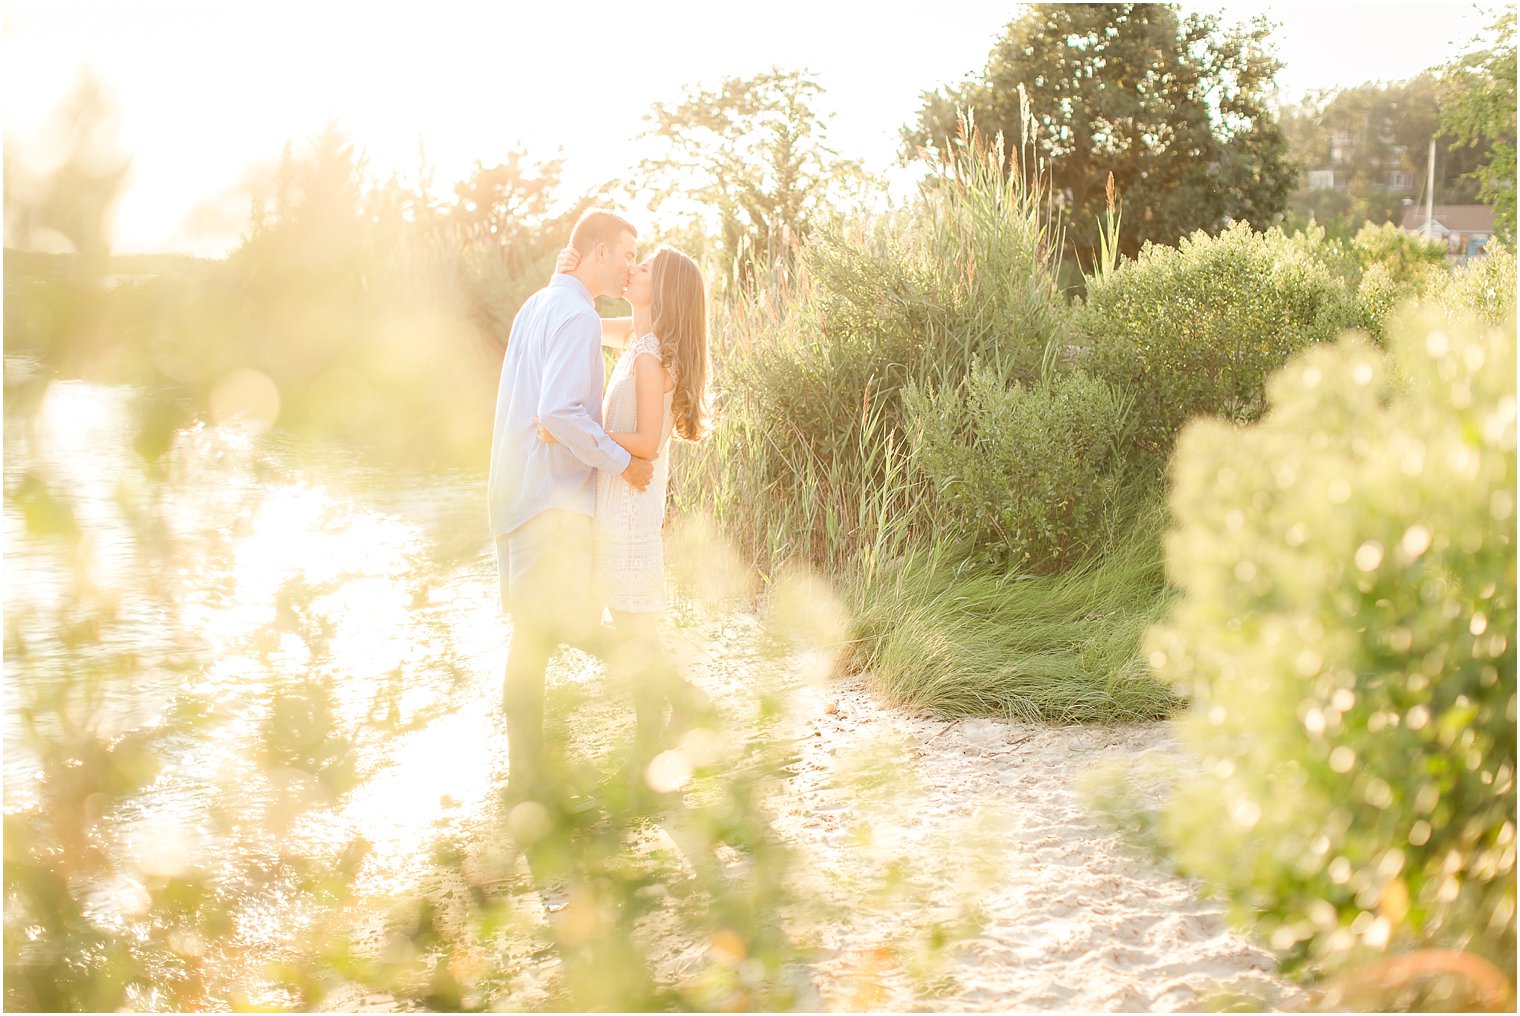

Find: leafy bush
<box><xmin>1351</xmin><ymin>221</ymin><xmax>1449</xmax><ymax>291</ymax></box>
<box><xmin>1345</xmin><ymin>223</ymin><xmax>1451</xmax><ymax>337</ymax></box>
<box><xmin>1147</xmin><ymin>304</ymin><xmax>1516</xmax><ymax>981</ymax></box>
<box><xmin>737</xmin><ymin>134</ymin><xmax>1067</xmax><ymax>464</ymax></box>
<box><xmin>1081</xmin><ymin>220</ymin><xmax>1363</xmax><ymax>459</ymax></box>
<box><xmin>1444</xmin><ymin>239</ymin><xmax>1517</xmax><ymax>324</ymax></box>
<box><xmin>903</xmin><ymin>364</ymin><xmax>1133</xmax><ymax>573</ymax></box>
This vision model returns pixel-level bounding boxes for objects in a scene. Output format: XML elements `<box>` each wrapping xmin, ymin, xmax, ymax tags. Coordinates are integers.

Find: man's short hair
<box><xmin>570</xmin><ymin>209</ymin><xmax>637</xmax><ymax>256</ymax></box>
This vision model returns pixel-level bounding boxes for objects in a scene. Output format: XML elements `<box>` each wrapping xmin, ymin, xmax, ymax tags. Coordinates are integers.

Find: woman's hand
<box><xmin>533</xmin><ymin>417</ymin><xmax>558</xmax><ymax>444</ymax></box>
<box><xmin>554</xmin><ymin>245</ymin><xmax>582</xmax><ymax>274</ymax></box>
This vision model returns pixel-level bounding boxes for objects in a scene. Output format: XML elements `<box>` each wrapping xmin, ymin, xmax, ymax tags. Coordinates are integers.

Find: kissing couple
<box><xmin>486</xmin><ymin>208</ymin><xmax>713</xmax><ymax>806</ymax></box>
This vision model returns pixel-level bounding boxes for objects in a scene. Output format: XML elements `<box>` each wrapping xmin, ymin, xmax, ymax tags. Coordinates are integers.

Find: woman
<box><xmin>538</xmin><ymin>243</ymin><xmax>712</xmax><ymax>772</ymax></box>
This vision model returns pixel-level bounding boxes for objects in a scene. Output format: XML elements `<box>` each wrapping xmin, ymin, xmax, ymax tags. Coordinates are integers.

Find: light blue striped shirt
<box><xmin>488</xmin><ymin>275</ymin><xmax>632</xmax><ymax>537</ymax></box>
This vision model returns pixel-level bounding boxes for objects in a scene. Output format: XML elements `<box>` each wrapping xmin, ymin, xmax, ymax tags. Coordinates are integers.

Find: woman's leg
<box><xmin>609</xmin><ymin>609</ymin><xmax>673</xmax><ymax>768</ymax></box>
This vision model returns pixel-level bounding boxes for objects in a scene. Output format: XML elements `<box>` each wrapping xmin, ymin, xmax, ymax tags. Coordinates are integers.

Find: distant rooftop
<box><xmin>1400</xmin><ymin>204</ymin><xmax>1496</xmax><ymax>234</ymax></box>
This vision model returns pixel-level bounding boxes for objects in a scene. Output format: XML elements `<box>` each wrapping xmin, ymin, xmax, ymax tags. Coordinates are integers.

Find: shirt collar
<box><xmin>550</xmin><ymin>274</ymin><xmax>595</xmax><ymax>306</ymax></box>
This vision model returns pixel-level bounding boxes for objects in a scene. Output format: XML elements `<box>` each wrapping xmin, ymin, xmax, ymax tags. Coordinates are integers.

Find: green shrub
<box><xmin>1351</xmin><ymin>221</ymin><xmax>1449</xmax><ymax>292</ymax></box>
<box><xmin>738</xmin><ymin>131</ymin><xmax>1068</xmax><ymax>467</ymax></box>
<box><xmin>1444</xmin><ymin>240</ymin><xmax>1517</xmax><ymax>324</ymax></box>
<box><xmin>1081</xmin><ymin>220</ymin><xmax>1362</xmax><ymax>459</ymax></box>
<box><xmin>1286</xmin><ymin>222</ymin><xmax>1361</xmax><ymax>284</ymax></box>
<box><xmin>1148</xmin><ymin>303</ymin><xmax>1516</xmax><ymax>980</ymax></box>
<box><xmin>1346</xmin><ymin>223</ymin><xmax>1451</xmax><ymax>339</ymax></box>
<box><xmin>903</xmin><ymin>364</ymin><xmax>1133</xmax><ymax>573</ymax></box>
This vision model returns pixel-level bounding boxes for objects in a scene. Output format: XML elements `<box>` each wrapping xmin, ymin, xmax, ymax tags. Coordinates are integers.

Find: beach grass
<box><xmin>846</xmin><ymin>497</ymin><xmax>1179</xmax><ymax>724</ymax></box>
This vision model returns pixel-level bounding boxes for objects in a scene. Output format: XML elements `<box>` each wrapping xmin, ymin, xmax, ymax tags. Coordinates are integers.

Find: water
<box><xmin>4</xmin><ymin>377</ymin><xmax>524</xmax><ymax>1007</ymax></box>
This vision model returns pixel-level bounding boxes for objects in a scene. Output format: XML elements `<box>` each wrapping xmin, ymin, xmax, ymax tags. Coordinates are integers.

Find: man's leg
<box><xmin>498</xmin><ymin>526</ymin><xmax>556</xmax><ymax>803</ymax></box>
<box><xmin>503</xmin><ymin>622</ymin><xmax>552</xmax><ymax>803</ymax></box>
<box><xmin>498</xmin><ymin>513</ymin><xmax>597</xmax><ymax>802</ymax></box>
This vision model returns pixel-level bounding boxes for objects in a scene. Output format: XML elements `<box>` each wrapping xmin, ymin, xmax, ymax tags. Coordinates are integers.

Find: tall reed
<box><xmin>671</xmin><ymin>119</ymin><xmax>1068</xmax><ymax>582</ymax></box>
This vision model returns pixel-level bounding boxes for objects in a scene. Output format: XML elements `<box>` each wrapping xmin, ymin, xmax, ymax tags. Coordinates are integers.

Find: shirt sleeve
<box><xmin>537</xmin><ymin>312</ymin><xmax>633</xmax><ymax>474</ymax></box>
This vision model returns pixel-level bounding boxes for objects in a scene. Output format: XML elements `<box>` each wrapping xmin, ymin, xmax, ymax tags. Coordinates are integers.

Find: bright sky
<box><xmin>1</xmin><ymin>0</ymin><xmax>1502</xmax><ymax>256</ymax></box>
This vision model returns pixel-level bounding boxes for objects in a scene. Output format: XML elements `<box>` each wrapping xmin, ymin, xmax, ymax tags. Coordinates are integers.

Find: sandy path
<box><xmin>669</xmin><ymin>612</ymin><xmax>1304</xmax><ymax>1012</ymax></box>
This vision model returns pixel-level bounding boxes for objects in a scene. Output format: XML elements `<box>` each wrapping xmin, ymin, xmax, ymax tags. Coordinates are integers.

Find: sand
<box><xmin>667</xmin><ymin>612</ymin><xmax>1304</xmax><ymax>1013</ymax></box>
<box><xmin>326</xmin><ymin>604</ymin><xmax>1303</xmax><ymax>1012</ymax></box>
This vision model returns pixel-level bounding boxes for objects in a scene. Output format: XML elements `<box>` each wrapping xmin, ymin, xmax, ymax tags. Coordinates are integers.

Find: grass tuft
<box><xmin>847</xmin><ymin>498</ymin><xmax>1179</xmax><ymax>724</ymax></box>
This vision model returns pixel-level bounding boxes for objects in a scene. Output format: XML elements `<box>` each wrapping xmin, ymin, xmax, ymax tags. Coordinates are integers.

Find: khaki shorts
<box><xmin>496</xmin><ymin>509</ymin><xmax>603</xmax><ymax>644</ymax></box>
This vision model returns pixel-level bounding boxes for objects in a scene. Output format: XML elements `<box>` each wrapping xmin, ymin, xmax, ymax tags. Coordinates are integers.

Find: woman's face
<box><xmin>625</xmin><ymin>255</ymin><xmax>656</xmax><ymax>309</ymax></box>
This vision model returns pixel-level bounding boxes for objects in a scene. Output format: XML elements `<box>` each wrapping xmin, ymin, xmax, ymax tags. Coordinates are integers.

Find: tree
<box><xmin>241</xmin><ymin>123</ymin><xmax>367</xmax><ymax>276</ymax></box>
<box><xmin>447</xmin><ymin>150</ymin><xmax>594</xmax><ymax>341</ymax></box>
<box><xmin>637</xmin><ymin>68</ymin><xmax>866</xmax><ymax>290</ymax></box>
<box><xmin>1442</xmin><ymin>9</ymin><xmax>1517</xmax><ymax>239</ymax></box>
<box><xmin>450</xmin><ymin>149</ymin><xmax>568</xmax><ymax>275</ymax></box>
<box><xmin>3</xmin><ymin>72</ymin><xmax>131</xmax><ymax>260</ymax></box>
<box><xmin>1277</xmin><ymin>74</ymin><xmax>1485</xmax><ymax>237</ymax></box>
<box><xmin>904</xmin><ymin>3</ymin><xmax>1294</xmax><ymax>262</ymax></box>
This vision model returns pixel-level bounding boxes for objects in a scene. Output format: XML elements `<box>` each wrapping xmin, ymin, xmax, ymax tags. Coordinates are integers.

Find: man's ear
<box><xmin>587</xmin><ymin>241</ymin><xmax>608</xmax><ymax>263</ymax></box>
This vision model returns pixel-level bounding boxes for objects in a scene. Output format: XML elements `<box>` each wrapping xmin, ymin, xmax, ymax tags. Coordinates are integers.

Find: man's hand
<box><xmin>533</xmin><ymin>417</ymin><xmax>558</xmax><ymax>444</ymax></box>
<box><xmin>622</xmin><ymin>455</ymin><xmax>653</xmax><ymax>492</ymax></box>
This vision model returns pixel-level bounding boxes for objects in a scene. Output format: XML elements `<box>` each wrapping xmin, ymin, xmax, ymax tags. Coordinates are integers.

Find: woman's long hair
<box><xmin>649</xmin><ymin>246</ymin><xmax>709</xmax><ymax>441</ymax></box>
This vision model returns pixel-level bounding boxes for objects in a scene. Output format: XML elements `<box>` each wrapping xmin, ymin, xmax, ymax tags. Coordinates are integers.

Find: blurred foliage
<box><xmin>1147</xmin><ymin>297</ymin><xmax>1516</xmax><ymax>996</ymax></box>
<box><xmin>1079</xmin><ymin>220</ymin><xmax>1365</xmax><ymax>461</ymax></box>
<box><xmin>905</xmin><ymin>3</ymin><xmax>1293</xmax><ymax>262</ymax></box>
<box><xmin>4</xmin><ymin>384</ymin><xmax>945</xmax><ymax>1011</ymax></box>
<box><xmin>637</xmin><ymin>68</ymin><xmax>871</xmax><ymax>294</ymax></box>
<box><xmin>3</xmin><ymin>72</ymin><xmax>131</xmax><ymax>262</ymax></box>
<box><xmin>1276</xmin><ymin>73</ymin><xmax>1486</xmax><ymax>236</ymax></box>
<box><xmin>903</xmin><ymin>364</ymin><xmax>1134</xmax><ymax>574</ymax></box>
<box><xmin>3</xmin><ymin>411</ymin><xmax>377</xmax><ymax>1011</ymax></box>
<box><xmin>4</xmin><ymin>82</ymin><xmax>599</xmax><ymax>471</ymax></box>
<box><xmin>1440</xmin><ymin>9</ymin><xmax>1517</xmax><ymax>240</ymax></box>
<box><xmin>298</xmin><ymin>674</ymin><xmax>819</xmax><ymax>1012</ymax></box>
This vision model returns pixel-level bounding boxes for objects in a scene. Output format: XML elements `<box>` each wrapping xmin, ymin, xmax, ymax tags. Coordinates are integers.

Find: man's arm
<box><xmin>537</xmin><ymin>313</ymin><xmax>634</xmax><ymax>475</ymax></box>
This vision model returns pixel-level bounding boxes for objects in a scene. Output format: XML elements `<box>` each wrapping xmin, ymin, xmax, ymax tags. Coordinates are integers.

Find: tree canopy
<box><xmin>636</xmin><ymin>68</ymin><xmax>865</xmax><ymax>290</ymax></box>
<box><xmin>904</xmin><ymin>2</ymin><xmax>1294</xmax><ymax>261</ymax></box>
<box><xmin>1441</xmin><ymin>9</ymin><xmax>1517</xmax><ymax>239</ymax></box>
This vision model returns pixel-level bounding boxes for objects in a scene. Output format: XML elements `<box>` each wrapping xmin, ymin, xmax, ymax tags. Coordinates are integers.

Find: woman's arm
<box><xmin>599</xmin><ymin>316</ymin><xmax>635</xmax><ymax>350</ymax></box>
<box><xmin>607</xmin><ymin>353</ymin><xmax>671</xmax><ymax>461</ymax></box>
<box><xmin>552</xmin><ymin>247</ymin><xmax>634</xmax><ymax>348</ymax></box>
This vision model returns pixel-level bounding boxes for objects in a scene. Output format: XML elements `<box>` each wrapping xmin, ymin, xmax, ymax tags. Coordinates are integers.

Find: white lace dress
<box><xmin>594</xmin><ymin>332</ymin><xmax>675</xmax><ymax>613</ymax></box>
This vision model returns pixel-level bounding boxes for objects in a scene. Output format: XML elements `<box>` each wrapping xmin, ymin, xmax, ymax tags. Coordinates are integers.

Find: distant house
<box><xmin>1308</xmin><ymin>169</ymin><xmax>1338</xmax><ymax>191</ymax></box>
<box><xmin>1330</xmin><ymin>130</ymin><xmax>1355</xmax><ymax>163</ymax></box>
<box><xmin>1401</xmin><ymin>204</ymin><xmax>1496</xmax><ymax>264</ymax></box>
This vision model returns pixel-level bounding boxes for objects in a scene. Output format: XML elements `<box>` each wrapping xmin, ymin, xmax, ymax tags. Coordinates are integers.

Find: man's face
<box><xmin>600</xmin><ymin>230</ymin><xmax>638</xmax><ymax>299</ymax></box>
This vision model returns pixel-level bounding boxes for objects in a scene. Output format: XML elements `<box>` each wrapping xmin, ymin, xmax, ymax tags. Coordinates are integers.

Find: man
<box><xmin>488</xmin><ymin>208</ymin><xmax>653</xmax><ymax>802</ymax></box>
